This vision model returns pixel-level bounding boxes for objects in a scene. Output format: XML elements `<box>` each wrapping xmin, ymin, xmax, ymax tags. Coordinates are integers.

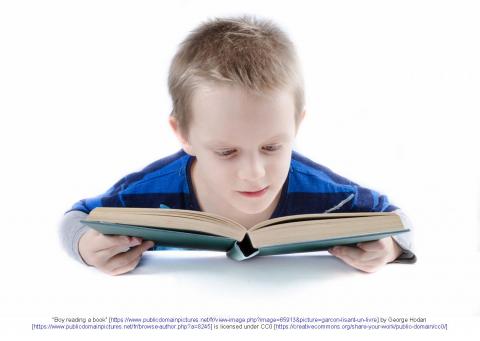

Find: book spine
<box><xmin>226</xmin><ymin>235</ymin><xmax>259</xmax><ymax>261</ymax></box>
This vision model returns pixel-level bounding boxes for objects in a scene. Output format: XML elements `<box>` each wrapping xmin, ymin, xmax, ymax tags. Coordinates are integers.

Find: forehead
<box><xmin>190</xmin><ymin>83</ymin><xmax>296</xmax><ymax>142</ymax></box>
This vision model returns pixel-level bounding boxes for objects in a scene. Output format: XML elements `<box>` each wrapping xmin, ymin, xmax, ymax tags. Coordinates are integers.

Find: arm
<box><xmin>58</xmin><ymin>210</ymin><xmax>91</xmax><ymax>265</ymax></box>
<box><xmin>58</xmin><ymin>210</ymin><xmax>154</xmax><ymax>275</ymax></box>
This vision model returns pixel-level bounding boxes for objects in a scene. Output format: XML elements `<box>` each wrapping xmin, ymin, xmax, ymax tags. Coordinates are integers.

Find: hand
<box><xmin>328</xmin><ymin>237</ymin><xmax>403</xmax><ymax>273</ymax></box>
<box><xmin>78</xmin><ymin>229</ymin><xmax>155</xmax><ymax>276</ymax></box>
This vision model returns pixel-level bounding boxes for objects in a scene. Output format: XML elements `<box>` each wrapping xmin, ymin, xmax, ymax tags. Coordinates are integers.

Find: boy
<box><xmin>59</xmin><ymin>16</ymin><xmax>416</xmax><ymax>275</ymax></box>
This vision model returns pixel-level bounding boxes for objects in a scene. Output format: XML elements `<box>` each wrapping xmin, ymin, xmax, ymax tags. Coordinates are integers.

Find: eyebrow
<box><xmin>206</xmin><ymin>133</ymin><xmax>290</xmax><ymax>147</ymax></box>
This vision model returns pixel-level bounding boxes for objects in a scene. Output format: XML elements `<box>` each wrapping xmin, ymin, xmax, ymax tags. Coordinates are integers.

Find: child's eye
<box><xmin>263</xmin><ymin>144</ymin><xmax>281</xmax><ymax>152</ymax></box>
<box><xmin>216</xmin><ymin>149</ymin><xmax>235</xmax><ymax>157</ymax></box>
<box><xmin>215</xmin><ymin>144</ymin><xmax>281</xmax><ymax>158</ymax></box>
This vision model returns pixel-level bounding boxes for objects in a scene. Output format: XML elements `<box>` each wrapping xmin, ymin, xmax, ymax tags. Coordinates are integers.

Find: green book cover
<box><xmin>81</xmin><ymin>220</ymin><xmax>236</xmax><ymax>252</ymax></box>
<box><xmin>80</xmin><ymin>219</ymin><xmax>409</xmax><ymax>262</ymax></box>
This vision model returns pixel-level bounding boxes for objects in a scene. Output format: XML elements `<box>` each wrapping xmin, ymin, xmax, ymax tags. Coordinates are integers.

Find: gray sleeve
<box><xmin>58</xmin><ymin>210</ymin><xmax>91</xmax><ymax>266</ymax></box>
<box><xmin>390</xmin><ymin>208</ymin><xmax>417</xmax><ymax>264</ymax></box>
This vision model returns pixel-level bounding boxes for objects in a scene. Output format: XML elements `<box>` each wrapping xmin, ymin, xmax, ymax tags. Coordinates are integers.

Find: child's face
<box><xmin>171</xmin><ymin>83</ymin><xmax>303</xmax><ymax>216</ymax></box>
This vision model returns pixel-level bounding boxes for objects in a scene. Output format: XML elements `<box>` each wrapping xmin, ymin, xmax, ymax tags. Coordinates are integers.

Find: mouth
<box><xmin>238</xmin><ymin>186</ymin><xmax>269</xmax><ymax>198</ymax></box>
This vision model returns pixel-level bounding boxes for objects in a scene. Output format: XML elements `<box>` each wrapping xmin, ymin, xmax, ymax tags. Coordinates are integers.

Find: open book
<box><xmin>81</xmin><ymin>207</ymin><xmax>409</xmax><ymax>261</ymax></box>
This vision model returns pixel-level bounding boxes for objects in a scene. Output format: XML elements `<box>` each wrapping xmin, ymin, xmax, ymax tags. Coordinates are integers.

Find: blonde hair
<box><xmin>168</xmin><ymin>16</ymin><xmax>305</xmax><ymax>139</ymax></box>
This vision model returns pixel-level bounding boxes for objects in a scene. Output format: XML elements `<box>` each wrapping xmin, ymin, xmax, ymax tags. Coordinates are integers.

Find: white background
<box><xmin>0</xmin><ymin>1</ymin><xmax>479</xmax><ymax>340</ymax></box>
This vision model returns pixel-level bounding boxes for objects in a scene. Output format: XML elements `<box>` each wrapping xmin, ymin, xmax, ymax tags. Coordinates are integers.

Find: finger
<box><xmin>104</xmin><ymin>241</ymin><xmax>154</xmax><ymax>272</ymax></box>
<box><xmin>329</xmin><ymin>245</ymin><xmax>388</xmax><ymax>272</ymax></box>
<box><xmin>93</xmin><ymin>236</ymin><xmax>143</xmax><ymax>266</ymax></box>
<box><xmin>329</xmin><ymin>245</ymin><xmax>364</xmax><ymax>260</ymax></box>
<box><xmin>328</xmin><ymin>245</ymin><xmax>378</xmax><ymax>269</ymax></box>
<box><xmin>355</xmin><ymin>257</ymin><xmax>385</xmax><ymax>273</ymax></box>
<box><xmin>357</xmin><ymin>238</ymin><xmax>389</xmax><ymax>252</ymax></box>
<box><xmin>96</xmin><ymin>234</ymin><xmax>143</xmax><ymax>251</ymax></box>
<box><xmin>108</xmin><ymin>255</ymin><xmax>142</xmax><ymax>276</ymax></box>
<box><xmin>95</xmin><ymin>240</ymin><xmax>143</xmax><ymax>261</ymax></box>
<box><xmin>328</xmin><ymin>245</ymin><xmax>362</xmax><ymax>269</ymax></box>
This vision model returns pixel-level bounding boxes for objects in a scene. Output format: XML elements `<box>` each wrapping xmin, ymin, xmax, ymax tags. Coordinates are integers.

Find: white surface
<box><xmin>3</xmin><ymin>244</ymin><xmax>480</xmax><ymax>340</ymax></box>
<box><xmin>0</xmin><ymin>0</ymin><xmax>479</xmax><ymax>340</ymax></box>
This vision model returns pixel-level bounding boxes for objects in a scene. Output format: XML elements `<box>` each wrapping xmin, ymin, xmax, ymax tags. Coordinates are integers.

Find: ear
<box><xmin>168</xmin><ymin>115</ymin><xmax>195</xmax><ymax>156</ymax></box>
<box><xmin>299</xmin><ymin>109</ymin><xmax>306</xmax><ymax>123</ymax></box>
<box><xmin>295</xmin><ymin>109</ymin><xmax>306</xmax><ymax>136</ymax></box>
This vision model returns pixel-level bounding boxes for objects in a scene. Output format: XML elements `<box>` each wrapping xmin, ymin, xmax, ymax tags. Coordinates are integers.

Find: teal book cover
<box><xmin>80</xmin><ymin>219</ymin><xmax>409</xmax><ymax>262</ymax></box>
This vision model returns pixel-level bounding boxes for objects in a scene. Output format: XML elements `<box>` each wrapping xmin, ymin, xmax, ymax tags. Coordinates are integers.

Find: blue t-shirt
<box><xmin>68</xmin><ymin>149</ymin><xmax>397</xmax><ymax>216</ymax></box>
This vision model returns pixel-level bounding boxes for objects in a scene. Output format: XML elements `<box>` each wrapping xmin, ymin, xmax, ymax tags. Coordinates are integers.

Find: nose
<box><xmin>237</xmin><ymin>153</ymin><xmax>266</xmax><ymax>183</ymax></box>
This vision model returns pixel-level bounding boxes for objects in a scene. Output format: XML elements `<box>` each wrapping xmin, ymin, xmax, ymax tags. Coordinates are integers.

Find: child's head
<box><xmin>168</xmin><ymin>16</ymin><xmax>306</xmax><ymax>216</ymax></box>
<box><xmin>168</xmin><ymin>15</ymin><xmax>305</xmax><ymax>140</ymax></box>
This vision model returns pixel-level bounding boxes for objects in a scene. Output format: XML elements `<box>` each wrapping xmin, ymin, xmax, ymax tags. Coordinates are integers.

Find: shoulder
<box><xmin>289</xmin><ymin>150</ymin><xmax>357</xmax><ymax>192</ymax></box>
<box><xmin>288</xmin><ymin>150</ymin><xmax>397</xmax><ymax>212</ymax></box>
<box><xmin>69</xmin><ymin>149</ymin><xmax>193</xmax><ymax>213</ymax></box>
<box><xmin>119</xmin><ymin>149</ymin><xmax>191</xmax><ymax>194</ymax></box>
<box><xmin>278</xmin><ymin>151</ymin><xmax>358</xmax><ymax>215</ymax></box>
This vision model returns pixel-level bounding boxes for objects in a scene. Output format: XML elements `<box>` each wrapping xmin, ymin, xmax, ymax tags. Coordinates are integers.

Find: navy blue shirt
<box><xmin>68</xmin><ymin>149</ymin><xmax>398</xmax><ymax>216</ymax></box>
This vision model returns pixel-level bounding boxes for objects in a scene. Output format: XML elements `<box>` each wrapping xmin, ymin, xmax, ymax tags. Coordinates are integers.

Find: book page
<box><xmin>249</xmin><ymin>212</ymin><xmax>395</xmax><ymax>232</ymax></box>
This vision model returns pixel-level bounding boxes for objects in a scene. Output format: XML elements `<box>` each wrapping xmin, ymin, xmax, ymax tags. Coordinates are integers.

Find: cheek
<box><xmin>266</xmin><ymin>157</ymin><xmax>291</xmax><ymax>181</ymax></box>
<box><xmin>203</xmin><ymin>157</ymin><xmax>235</xmax><ymax>181</ymax></box>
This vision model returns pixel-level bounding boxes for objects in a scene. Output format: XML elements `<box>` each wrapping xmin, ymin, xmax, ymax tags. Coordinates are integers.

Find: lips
<box><xmin>240</xmin><ymin>186</ymin><xmax>268</xmax><ymax>193</ymax></box>
<box><xmin>238</xmin><ymin>186</ymin><xmax>269</xmax><ymax>197</ymax></box>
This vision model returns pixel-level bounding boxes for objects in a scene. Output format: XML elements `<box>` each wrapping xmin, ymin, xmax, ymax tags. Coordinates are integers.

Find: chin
<box><xmin>235</xmin><ymin>188</ymin><xmax>280</xmax><ymax>214</ymax></box>
<box><xmin>234</xmin><ymin>199</ymin><xmax>272</xmax><ymax>215</ymax></box>
<box><xmin>238</xmin><ymin>206</ymin><xmax>268</xmax><ymax>215</ymax></box>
